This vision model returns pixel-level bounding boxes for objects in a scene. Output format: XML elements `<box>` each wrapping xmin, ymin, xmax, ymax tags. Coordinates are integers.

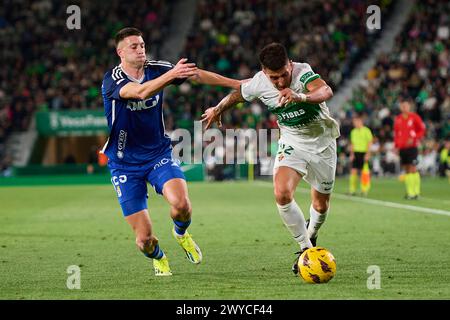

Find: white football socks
<box><xmin>308</xmin><ymin>205</ymin><xmax>328</xmax><ymax>239</ymax></box>
<box><xmin>276</xmin><ymin>200</ymin><xmax>312</xmax><ymax>250</ymax></box>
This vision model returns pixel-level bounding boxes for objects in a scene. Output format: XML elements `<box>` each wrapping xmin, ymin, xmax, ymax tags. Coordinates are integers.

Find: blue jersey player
<box><xmin>101</xmin><ymin>28</ymin><xmax>241</xmax><ymax>276</ymax></box>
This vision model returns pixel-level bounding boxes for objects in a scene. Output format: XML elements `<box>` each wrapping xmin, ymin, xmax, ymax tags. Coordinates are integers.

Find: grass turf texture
<box><xmin>0</xmin><ymin>177</ymin><xmax>449</xmax><ymax>299</ymax></box>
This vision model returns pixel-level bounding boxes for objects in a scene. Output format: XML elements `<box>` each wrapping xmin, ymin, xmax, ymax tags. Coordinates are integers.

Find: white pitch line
<box><xmin>253</xmin><ymin>182</ymin><xmax>450</xmax><ymax>217</ymax></box>
<box><xmin>329</xmin><ymin>192</ymin><xmax>450</xmax><ymax>217</ymax></box>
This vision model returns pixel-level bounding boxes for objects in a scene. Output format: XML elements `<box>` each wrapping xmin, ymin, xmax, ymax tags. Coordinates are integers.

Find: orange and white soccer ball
<box><xmin>298</xmin><ymin>247</ymin><xmax>336</xmax><ymax>284</ymax></box>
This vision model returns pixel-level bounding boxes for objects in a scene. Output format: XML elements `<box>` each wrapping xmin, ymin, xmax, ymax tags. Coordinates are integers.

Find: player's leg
<box><xmin>308</xmin><ymin>188</ymin><xmax>331</xmax><ymax>244</ymax></box>
<box><xmin>402</xmin><ymin>148</ymin><xmax>420</xmax><ymax>199</ymax></box>
<box><xmin>125</xmin><ymin>210</ymin><xmax>171</xmax><ymax>276</ymax></box>
<box><xmin>273</xmin><ymin>166</ymin><xmax>313</xmax><ymax>251</ymax></box>
<box><xmin>349</xmin><ymin>152</ymin><xmax>364</xmax><ymax>195</ymax></box>
<box><xmin>349</xmin><ymin>167</ymin><xmax>359</xmax><ymax>195</ymax></box>
<box><xmin>304</xmin><ymin>142</ymin><xmax>337</xmax><ymax>245</ymax></box>
<box><xmin>109</xmin><ymin>169</ymin><xmax>171</xmax><ymax>276</ymax></box>
<box><xmin>147</xmin><ymin>156</ymin><xmax>202</xmax><ymax>264</ymax></box>
<box><xmin>162</xmin><ymin>178</ymin><xmax>202</xmax><ymax>264</ymax></box>
<box><xmin>400</xmin><ymin>149</ymin><xmax>413</xmax><ymax>198</ymax></box>
<box><xmin>410</xmin><ymin>148</ymin><xmax>421</xmax><ymax>197</ymax></box>
<box><xmin>163</xmin><ymin>178</ymin><xmax>192</xmax><ymax>232</ymax></box>
<box><xmin>163</xmin><ymin>178</ymin><xmax>195</xmax><ymax>238</ymax></box>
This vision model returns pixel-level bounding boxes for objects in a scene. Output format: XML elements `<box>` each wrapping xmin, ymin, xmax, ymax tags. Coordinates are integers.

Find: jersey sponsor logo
<box><xmin>126</xmin><ymin>95</ymin><xmax>160</xmax><ymax>111</ymax></box>
<box><xmin>117</xmin><ymin>130</ymin><xmax>127</xmax><ymax>159</ymax></box>
<box><xmin>278</xmin><ymin>109</ymin><xmax>306</xmax><ymax>120</ymax></box>
<box><xmin>153</xmin><ymin>158</ymin><xmax>180</xmax><ymax>170</ymax></box>
<box><xmin>271</xmin><ymin>102</ymin><xmax>321</xmax><ymax>127</ymax></box>
<box><xmin>153</xmin><ymin>158</ymin><xmax>170</xmax><ymax>170</ymax></box>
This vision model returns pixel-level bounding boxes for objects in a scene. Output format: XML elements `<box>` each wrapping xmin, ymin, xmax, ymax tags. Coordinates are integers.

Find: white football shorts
<box><xmin>273</xmin><ymin>138</ymin><xmax>337</xmax><ymax>194</ymax></box>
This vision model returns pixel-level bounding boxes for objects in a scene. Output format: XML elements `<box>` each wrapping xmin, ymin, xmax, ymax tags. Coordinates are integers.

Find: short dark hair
<box><xmin>259</xmin><ymin>43</ymin><xmax>289</xmax><ymax>71</ymax></box>
<box><xmin>115</xmin><ymin>27</ymin><xmax>143</xmax><ymax>47</ymax></box>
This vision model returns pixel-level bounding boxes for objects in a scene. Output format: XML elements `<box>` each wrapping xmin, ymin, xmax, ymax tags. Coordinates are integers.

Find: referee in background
<box><xmin>349</xmin><ymin>113</ymin><xmax>373</xmax><ymax>196</ymax></box>
<box><xmin>394</xmin><ymin>96</ymin><xmax>426</xmax><ymax>200</ymax></box>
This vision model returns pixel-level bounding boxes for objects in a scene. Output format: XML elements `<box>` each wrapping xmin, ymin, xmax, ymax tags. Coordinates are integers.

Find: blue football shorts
<box><xmin>108</xmin><ymin>151</ymin><xmax>185</xmax><ymax>217</ymax></box>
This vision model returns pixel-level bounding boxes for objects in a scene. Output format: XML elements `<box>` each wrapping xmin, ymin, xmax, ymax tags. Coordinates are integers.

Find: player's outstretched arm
<box><xmin>201</xmin><ymin>90</ymin><xmax>246</xmax><ymax>129</ymax></box>
<box><xmin>120</xmin><ymin>58</ymin><xmax>198</xmax><ymax>100</ymax></box>
<box><xmin>190</xmin><ymin>69</ymin><xmax>241</xmax><ymax>90</ymax></box>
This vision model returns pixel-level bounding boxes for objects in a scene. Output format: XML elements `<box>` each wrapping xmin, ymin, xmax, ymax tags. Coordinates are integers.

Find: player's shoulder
<box><xmin>103</xmin><ymin>65</ymin><xmax>126</xmax><ymax>82</ymax></box>
<box><xmin>251</xmin><ymin>70</ymin><xmax>266</xmax><ymax>81</ymax></box>
<box><xmin>292</xmin><ymin>62</ymin><xmax>313</xmax><ymax>72</ymax></box>
<box><xmin>292</xmin><ymin>62</ymin><xmax>318</xmax><ymax>84</ymax></box>
<box><xmin>293</xmin><ymin>61</ymin><xmax>311</xmax><ymax>68</ymax></box>
<box><xmin>242</xmin><ymin>71</ymin><xmax>270</xmax><ymax>90</ymax></box>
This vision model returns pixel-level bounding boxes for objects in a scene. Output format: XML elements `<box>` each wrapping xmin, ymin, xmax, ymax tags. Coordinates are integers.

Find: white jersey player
<box><xmin>201</xmin><ymin>43</ymin><xmax>339</xmax><ymax>275</ymax></box>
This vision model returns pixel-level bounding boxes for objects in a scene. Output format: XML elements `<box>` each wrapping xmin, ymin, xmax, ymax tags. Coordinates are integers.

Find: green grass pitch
<box><xmin>0</xmin><ymin>177</ymin><xmax>449</xmax><ymax>299</ymax></box>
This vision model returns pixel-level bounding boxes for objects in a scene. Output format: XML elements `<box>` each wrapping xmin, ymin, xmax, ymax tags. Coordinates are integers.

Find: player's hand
<box><xmin>201</xmin><ymin>107</ymin><xmax>222</xmax><ymax>130</ymax></box>
<box><xmin>349</xmin><ymin>153</ymin><xmax>354</xmax><ymax>162</ymax></box>
<box><xmin>170</xmin><ymin>58</ymin><xmax>198</xmax><ymax>79</ymax></box>
<box><xmin>278</xmin><ymin>88</ymin><xmax>302</xmax><ymax>106</ymax></box>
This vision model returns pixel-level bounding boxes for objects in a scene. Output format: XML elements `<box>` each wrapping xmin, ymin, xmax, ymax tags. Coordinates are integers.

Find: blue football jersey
<box><xmin>101</xmin><ymin>60</ymin><xmax>184</xmax><ymax>166</ymax></box>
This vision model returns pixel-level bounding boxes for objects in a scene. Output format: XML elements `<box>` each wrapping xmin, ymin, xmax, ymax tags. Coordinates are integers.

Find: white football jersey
<box><xmin>241</xmin><ymin>62</ymin><xmax>340</xmax><ymax>153</ymax></box>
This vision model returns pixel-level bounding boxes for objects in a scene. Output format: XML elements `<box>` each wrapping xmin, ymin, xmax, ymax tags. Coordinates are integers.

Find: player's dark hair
<box><xmin>259</xmin><ymin>43</ymin><xmax>289</xmax><ymax>71</ymax></box>
<box><xmin>115</xmin><ymin>27</ymin><xmax>143</xmax><ymax>47</ymax></box>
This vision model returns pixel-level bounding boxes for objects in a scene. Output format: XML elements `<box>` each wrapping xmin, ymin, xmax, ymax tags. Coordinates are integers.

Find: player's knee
<box><xmin>274</xmin><ymin>187</ymin><xmax>294</xmax><ymax>205</ymax></box>
<box><xmin>312</xmin><ymin>200</ymin><xmax>329</xmax><ymax>213</ymax></box>
<box><xmin>171</xmin><ymin>197</ymin><xmax>192</xmax><ymax>216</ymax></box>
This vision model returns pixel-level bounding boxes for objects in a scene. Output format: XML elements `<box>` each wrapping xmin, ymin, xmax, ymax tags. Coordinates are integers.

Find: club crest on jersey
<box><xmin>127</xmin><ymin>95</ymin><xmax>160</xmax><ymax>111</ymax></box>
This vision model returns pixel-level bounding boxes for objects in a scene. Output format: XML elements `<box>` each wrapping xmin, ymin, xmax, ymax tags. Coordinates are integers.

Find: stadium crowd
<box><xmin>1</xmin><ymin>0</ymin><xmax>448</xmax><ymax>179</ymax></box>
<box><xmin>337</xmin><ymin>0</ymin><xmax>449</xmax><ymax>177</ymax></box>
<box><xmin>0</xmin><ymin>0</ymin><xmax>173</xmax><ymax>171</ymax></box>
